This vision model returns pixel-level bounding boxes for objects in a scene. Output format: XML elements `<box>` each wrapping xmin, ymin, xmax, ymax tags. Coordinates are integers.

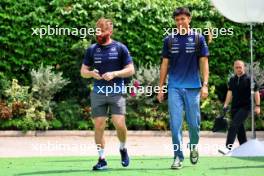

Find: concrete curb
<box><xmin>0</xmin><ymin>130</ymin><xmax>263</xmax><ymax>138</ymax></box>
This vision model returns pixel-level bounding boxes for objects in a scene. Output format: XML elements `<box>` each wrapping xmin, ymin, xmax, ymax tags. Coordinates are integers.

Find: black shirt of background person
<box><xmin>228</xmin><ymin>74</ymin><xmax>259</xmax><ymax>110</ymax></box>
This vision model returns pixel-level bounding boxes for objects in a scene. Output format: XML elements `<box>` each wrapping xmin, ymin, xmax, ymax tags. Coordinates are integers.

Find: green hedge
<box><xmin>1</xmin><ymin>0</ymin><xmax>264</xmax><ymax>100</ymax></box>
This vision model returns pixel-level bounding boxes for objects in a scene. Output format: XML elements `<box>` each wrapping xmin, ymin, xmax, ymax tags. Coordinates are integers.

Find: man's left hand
<box><xmin>102</xmin><ymin>72</ymin><xmax>115</xmax><ymax>81</ymax></box>
<box><xmin>255</xmin><ymin>106</ymin><xmax>261</xmax><ymax>115</ymax></box>
<box><xmin>200</xmin><ymin>86</ymin><xmax>208</xmax><ymax>100</ymax></box>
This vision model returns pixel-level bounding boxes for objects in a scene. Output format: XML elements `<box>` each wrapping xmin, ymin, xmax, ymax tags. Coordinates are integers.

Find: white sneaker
<box><xmin>218</xmin><ymin>147</ymin><xmax>231</xmax><ymax>155</ymax></box>
<box><xmin>171</xmin><ymin>157</ymin><xmax>183</xmax><ymax>169</ymax></box>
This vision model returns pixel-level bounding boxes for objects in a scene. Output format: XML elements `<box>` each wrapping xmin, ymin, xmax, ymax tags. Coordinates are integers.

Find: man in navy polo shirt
<box><xmin>80</xmin><ymin>18</ymin><xmax>135</xmax><ymax>170</ymax></box>
<box><xmin>157</xmin><ymin>7</ymin><xmax>209</xmax><ymax>169</ymax></box>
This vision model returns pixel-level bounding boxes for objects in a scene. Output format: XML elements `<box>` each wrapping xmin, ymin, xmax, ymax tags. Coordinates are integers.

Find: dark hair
<box><xmin>172</xmin><ymin>7</ymin><xmax>191</xmax><ymax>18</ymax></box>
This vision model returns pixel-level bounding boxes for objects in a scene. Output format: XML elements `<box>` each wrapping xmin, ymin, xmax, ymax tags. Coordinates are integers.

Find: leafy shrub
<box><xmin>48</xmin><ymin>118</ymin><xmax>63</xmax><ymax>129</ymax></box>
<box><xmin>4</xmin><ymin>79</ymin><xmax>30</xmax><ymax>103</ymax></box>
<box><xmin>127</xmin><ymin>65</ymin><xmax>161</xmax><ymax>104</ymax></box>
<box><xmin>0</xmin><ymin>65</ymin><xmax>69</xmax><ymax>131</ymax></box>
<box><xmin>125</xmin><ymin>65</ymin><xmax>169</xmax><ymax>130</ymax></box>
<box><xmin>77</xmin><ymin>120</ymin><xmax>93</xmax><ymax>130</ymax></box>
<box><xmin>53</xmin><ymin>99</ymin><xmax>83</xmax><ymax>129</ymax></box>
<box><xmin>31</xmin><ymin>63</ymin><xmax>70</xmax><ymax>113</ymax></box>
<box><xmin>0</xmin><ymin>101</ymin><xmax>12</xmax><ymax>119</ymax></box>
<box><xmin>246</xmin><ymin>62</ymin><xmax>264</xmax><ymax>87</ymax></box>
<box><xmin>0</xmin><ymin>72</ymin><xmax>10</xmax><ymax>98</ymax></box>
<box><xmin>200</xmin><ymin>86</ymin><xmax>223</xmax><ymax>121</ymax></box>
<box><xmin>11</xmin><ymin>101</ymin><xmax>27</xmax><ymax>118</ymax></box>
<box><xmin>31</xmin><ymin>64</ymin><xmax>70</xmax><ymax>101</ymax></box>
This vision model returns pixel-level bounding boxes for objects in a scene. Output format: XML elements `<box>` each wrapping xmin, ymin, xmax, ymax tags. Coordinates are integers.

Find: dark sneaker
<box><xmin>171</xmin><ymin>157</ymin><xmax>183</xmax><ymax>169</ymax></box>
<box><xmin>190</xmin><ymin>149</ymin><xmax>199</xmax><ymax>165</ymax></box>
<box><xmin>92</xmin><ymin>158</ymin><xmax>107</xmax><ymax>170</ymax></box>
<box><xmin>120</xmin><ymin>148</ymin><xmax>130</xmax><ymax>167</ymax></box>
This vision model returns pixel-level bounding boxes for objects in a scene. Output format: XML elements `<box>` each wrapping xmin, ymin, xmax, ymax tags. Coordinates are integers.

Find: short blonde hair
<box><xmin>96</xmin><ymin>18</ymin><xmax>113</xmax><ymax>32</ymax></box>
<box><xmin>234</xmin><ymin>60</ymin><xmax>245</xmax><ymax>67</ymax></box>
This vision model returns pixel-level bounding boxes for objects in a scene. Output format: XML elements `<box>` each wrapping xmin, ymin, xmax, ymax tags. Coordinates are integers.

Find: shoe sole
<box><xmin>121</xmin><ymin>160</ymin><xmax>129</xmax><ymax>167</ymax></box>
<box><xmin>171</xmin><ymin>165</ymin><xmax>183</xmax><ymax>170</ymax></box>
<box><xmin>92</xmin><ymin>166</ymin><xmax>108</xmax><ymax>171</ymax></box>
<box><xmin>218</xmin><ymin>149</ymin><xmax>228</xmax><ymax>155</ymax></box>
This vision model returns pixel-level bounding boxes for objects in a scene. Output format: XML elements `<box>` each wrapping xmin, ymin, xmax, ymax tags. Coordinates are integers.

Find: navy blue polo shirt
<box><xmin>83</xmin><ymin>40</ymin><xmax>132</xmax><ymax>94</ymax></box>
<box><xmin>162</xmin><ymin>30</ymin><xmax>209</xmax><ymax>88</ymax></box>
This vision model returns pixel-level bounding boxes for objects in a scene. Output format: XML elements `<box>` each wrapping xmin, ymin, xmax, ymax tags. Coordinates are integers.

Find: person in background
<box><xmin>218</xmin><ymin>60</ymin><xmax>261</xmax><ymax>155</ymax></box>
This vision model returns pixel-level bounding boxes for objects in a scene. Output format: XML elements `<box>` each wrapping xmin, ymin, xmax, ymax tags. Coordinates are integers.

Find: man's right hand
<box><xmin>157</xmin><ymin>92</ymin><xmax>164</xmax><ymax>103</ymax></box>
<box><xmin>223</xmin><ymin>106</ymin><xmax>228</xmax><ymax>113</ymax></box>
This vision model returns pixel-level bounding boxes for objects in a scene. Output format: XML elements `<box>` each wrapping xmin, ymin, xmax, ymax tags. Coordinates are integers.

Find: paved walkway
<box><xmin>1</xmin><ymin>131</ymin><xmax>263</xmax><ymax>157</ymax></box>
